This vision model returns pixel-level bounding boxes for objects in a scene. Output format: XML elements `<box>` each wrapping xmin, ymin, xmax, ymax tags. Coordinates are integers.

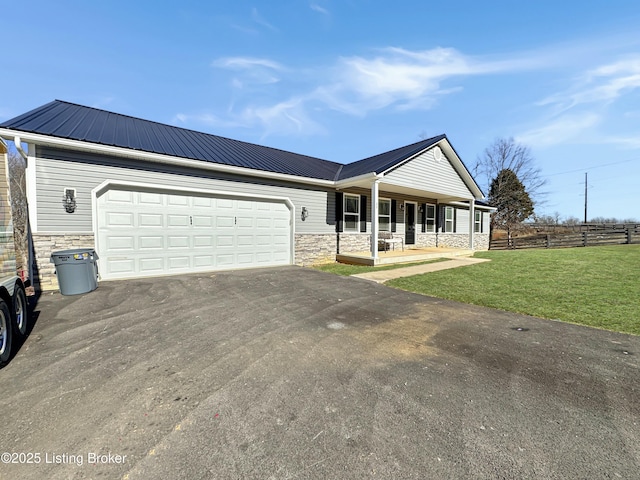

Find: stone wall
<box><xmin>473</xmin><ymin>233</ymin><xmax>490</xmax><ymax>251</ymax></box>
<box><xmin>32</xmin><ymin>233</ymin><xmax>95</xmax><ymax>291</ymax></box>
<box><xmin>337</xmin><ymin>233</ymin><xmax>371</xmax><ymax>256</ymax></box>
<box><xmin>415</xmin><ymin>233</ymin><xmax>438</xmax><ymax>248</ymax></box>
<box><xmin>437</xmin><ymin>233</ymin><xmax>472</xmax><ymax>249</ymax></box>
<box><xmin>294</xmin><ymin>233</ymin><xmax>337</xmax><ymax>265</ymax></box>
<box><xmin>436</xmin><ymin>233</ymin><xmax>491</xmax><ymax>250</ymax></box>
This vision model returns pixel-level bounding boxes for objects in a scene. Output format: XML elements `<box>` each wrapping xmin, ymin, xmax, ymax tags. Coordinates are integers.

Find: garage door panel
<box><xmin>98</xmin><ymin>188</ymin><xmax>291</xmax><ymax>280</ymax></box>
<box><xmin>216</xmin><ymin>198</ymin><xmax>233</xmax><ymax>209</ymax></box>
<box><xmin>192</xmin><ymin>215</ymin><xmax>213</xmax><ymax>228</ymax></box>
<box><xmin>139</xmin><ymin>236</ymin><xmax>163</xmax><ymax>250</ymax></box>
<box><xmin>140</xmin><ymin>258</ymin><xmax>164</xmax><ymax>272</ymax></box>
<box><xmin>168</xmin><ymin>215</ymin><xmax>190</xmax><ymax>227</ymax></box>
<box><xmin>139</xmin><ymin>213</ymin><xmax>163</xmax><ymax>227</ymax></box>
<box><xmin>139</xmin><ymin>192</ymin><xmax>163</xmax><ymax>205</ymax></box>
<box><xmin>194</xmin><ymin>236</ymin><xmax>214</xmax><ymax>248</ymax></box>
<box><xmin>237</xmin><ymin>217</ymin><xmax>254</xmax><ymax>228</ymax></box>
<box><xmin>106</xmin><ymin>190</ymin><xmax>134</xmax><ymax>203</ymax></box>
<box><xmin>107</xmin><ymin>236</ymin><xmax>135</xmax><ymax>250</ymax></box>
<box><xmin>107</xmin><ymin>258</ymin><xmax>136</xmax><ymax>274</ymax></box>
<box><xmin>217</xmin><ymin>216</ymin><xmax>234</xmax><ymax>228</ymax></box>
<box><xmin>107</xmin><ymin>212</ymin><xmax>134</xmax><ymax>227</ymax></box>
<box><xmin>194</xmin><ymin>255</ymin><xmax>214</xmax><ymax>267</ymax></box>
<box><xmin>216</xmin><ymin>235</ymin><xmax>234</xmax><ymax>247</ymax></box>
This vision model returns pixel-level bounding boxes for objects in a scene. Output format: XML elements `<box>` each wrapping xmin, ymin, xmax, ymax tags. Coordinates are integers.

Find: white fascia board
<box><xmin>334</xmin><ymin>172</ymin><xmax>381</xmax><ymax>189</ymax></box>
<box><xmin>449</xmin><ymin>200</ymin><xmax>496</xmax><ymax>211</ymax></box>
<box><xmin>436</xmin><ymin>139</ymin><xmax>484</xmax><ymax>200</ymax></box>
<box><xmin>0</xmin><ymin>129</ymin><xmax>336</xmax><ymax>189</ymax></box>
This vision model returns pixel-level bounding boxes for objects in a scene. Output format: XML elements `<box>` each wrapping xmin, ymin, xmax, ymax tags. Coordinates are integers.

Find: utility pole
<box><xmin>584</xmin><ymin>172</ymin><xmax>588</xmax><ymax>224</ymax></box>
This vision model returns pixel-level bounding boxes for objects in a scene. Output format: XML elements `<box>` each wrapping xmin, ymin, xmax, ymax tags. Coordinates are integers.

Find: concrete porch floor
<box><xmin>336</xmin><ymin>246</ymin><xmax>475</xmax><ymax>266</ymax></box>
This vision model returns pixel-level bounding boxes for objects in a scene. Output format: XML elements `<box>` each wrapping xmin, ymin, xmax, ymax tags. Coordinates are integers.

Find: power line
<box><xmin>542</xmin><ymin>157</ymin><xmax>639</xmax><ymax>178</ymax></box>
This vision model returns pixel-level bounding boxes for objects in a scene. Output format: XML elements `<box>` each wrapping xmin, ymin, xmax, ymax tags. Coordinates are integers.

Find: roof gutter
<box><xmin>0</xmin><ymin>129</ymin><xmax>336</xmax><ymax>189</ymax></box>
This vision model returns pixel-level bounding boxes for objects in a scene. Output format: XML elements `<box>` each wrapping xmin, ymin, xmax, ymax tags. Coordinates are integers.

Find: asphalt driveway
<box><xmin>1</xmin><ymin>266</ymin><xmax>638</xmax><ymax>479</ymax></box>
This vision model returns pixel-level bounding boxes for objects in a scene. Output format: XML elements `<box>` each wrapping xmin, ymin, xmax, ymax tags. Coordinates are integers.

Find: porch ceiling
<box><xmin>339</xmin><ymin>176</ymin><xmax>473</xmax><ymax>202</ymax></box>
<box><xmin>376</xmin><ymin>182</ymin><xmax>473</xmax><ymax>203</ymax></box>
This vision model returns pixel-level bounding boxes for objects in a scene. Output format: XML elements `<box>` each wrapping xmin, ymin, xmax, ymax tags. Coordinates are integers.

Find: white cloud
<box><xmin>539</xmin><ymin>56</ymin><xmax>640</xmax><ymax>111</ymax></box>
<box><xmin>516</xmin><ymin>113</ymin><xmax>600</xmax><ymax>147</ymax></box>
<box><xmin>213</xmin><ymin>56</ymin><xmax>284</xmax><ymax>87</ymax></box>
<box><xmin>601</xmin><ymin>134</ymin><xmax>640</xmax><ymax>149</ymax></box>
<box><xmin>251</xmin><ymin>8</ymin><xmax>277</xmax><ymax>31</ymax></box>
<box><xmin>310</xmin><ymin>3</ymin><xmax>329</xmax><ymax>15</ymax></box>
<box><xmin>212</xmin><ymin>57</ymin><xmax>284</xmax><ymax>71</ymax></box>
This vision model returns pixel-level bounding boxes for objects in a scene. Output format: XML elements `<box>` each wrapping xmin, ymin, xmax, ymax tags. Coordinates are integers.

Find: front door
<box><xmin>405</xmin><ymin>203</ymin><xmax>416</xmax><ymax>245</ymax></box>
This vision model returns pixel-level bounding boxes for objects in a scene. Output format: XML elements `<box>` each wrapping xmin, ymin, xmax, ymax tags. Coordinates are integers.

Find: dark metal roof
<box><xmin>336</xmin><ymin>135</ymin><xmax>446</xmax><ymax>180</ymax></box>
<box><xmin>0</xmin><ymin>100</ymin><xmax>451</xmax><ymax>184</ymax></box>
<box><xmin>0</xmin><ymin>100</ymin><xmax>342</xmax><ymax>181</ymax></box>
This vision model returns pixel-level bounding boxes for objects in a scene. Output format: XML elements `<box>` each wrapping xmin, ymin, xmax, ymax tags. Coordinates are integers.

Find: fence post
<box><xmin>582</xmin><ymin>231</ymin><xmax>588</xmax><ymax>247</ymax></box>
<box><xmin>546</xmin><ymin>234</ymin><xmax>551</xmax><ymax>248</ymax></box>
<box><xmin>627</xmin><ymin>228</ymin><xmax>632</xmax><ymax>244</ymax></box>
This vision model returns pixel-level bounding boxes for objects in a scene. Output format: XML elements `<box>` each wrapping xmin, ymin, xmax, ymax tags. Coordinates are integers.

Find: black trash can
<box><xmin>50</xmin><ymin>249</ymin><xmax>99</xmax><ymax>295</ymax></box>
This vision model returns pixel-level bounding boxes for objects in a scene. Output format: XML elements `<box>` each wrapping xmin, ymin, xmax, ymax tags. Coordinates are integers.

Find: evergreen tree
<box><xmin>488</xmin><ymin>168</ymin><xmax>534</xmax><ymax>239</ymax></box>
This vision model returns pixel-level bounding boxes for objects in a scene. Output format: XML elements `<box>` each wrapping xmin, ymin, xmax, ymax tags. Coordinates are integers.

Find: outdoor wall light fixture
<box><xmin>301</xmin><ymin>206</ymin><xmax>309</xmax><ymax>221</ymax></box>
<box><xmin>400</xmin><ymin>203</ymin><xmax>405</xmax><ymax>211</ymax></box>
<box><xmin>63</xmin><ymin>188</ymin><xmax>77</xmax><ymax>213</ymax></box>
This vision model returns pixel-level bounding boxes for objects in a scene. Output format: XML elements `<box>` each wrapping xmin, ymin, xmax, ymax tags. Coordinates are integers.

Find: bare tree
<box><xmin>473</xmin><ymin>137</ymin><xmax>547</xmax><ymax>207</ymax></box>
<box><xmin>8</xmin><ymin>150</ymin><xmax>28</xmax><ymax>274</ymax></box>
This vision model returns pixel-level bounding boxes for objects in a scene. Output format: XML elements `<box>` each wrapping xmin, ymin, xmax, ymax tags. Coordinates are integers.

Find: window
<box><xmin>344</xmin><ymin>194</ymin><xmax>360</xmax><ymax>232</ymax></box>
<box><xmin>444</xmin><ymin>206</ymin><xmax>456</xmax><ymax>233</ymax></box>
<box><xmin>426</xmin><ymin>204</ymin><xmax>436</xmax><ymax>232</ymax></box>
<box><xmin>378</xmin><ymin>199</ymin><xmax>391</xmax><ymax>232</ymax></box>
<box><xmin>474</xmin><ymin>210</ymin><xmax>483</xmax><ymax>233</ymax></box>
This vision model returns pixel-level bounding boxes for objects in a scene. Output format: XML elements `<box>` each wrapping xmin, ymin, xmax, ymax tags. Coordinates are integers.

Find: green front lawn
<box><xmin>387</xmin><ymin>245</ymin><xmax>640</xmax><ymax>335</ymax></box>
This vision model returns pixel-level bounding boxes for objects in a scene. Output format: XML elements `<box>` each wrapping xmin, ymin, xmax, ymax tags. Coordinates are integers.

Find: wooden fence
<box><xmin>490</xmin><ymin>226</ymin><xmax>640</xmax><ymax>250</ymax></box>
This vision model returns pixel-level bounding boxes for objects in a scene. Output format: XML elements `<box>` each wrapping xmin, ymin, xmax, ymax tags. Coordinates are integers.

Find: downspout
<box><xmin>13</xmin><ymin>136</ymin><xmax>28</xmax><ymax>161</ymax></box>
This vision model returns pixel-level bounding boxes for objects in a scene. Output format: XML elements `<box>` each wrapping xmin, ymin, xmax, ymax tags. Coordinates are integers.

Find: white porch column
<box><xmin>371</xmin><ymin>180</ymin><xmax>380</xmax><ymax>259</ymax></box>
<box><xmin>469</xmin><ymin>199</ymin><xmax>475</xmax><ymax>250</ymax></box>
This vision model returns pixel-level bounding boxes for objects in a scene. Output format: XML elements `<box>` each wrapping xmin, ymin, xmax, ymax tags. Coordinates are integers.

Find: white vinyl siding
<box><xmin>344</xmin><ymin>194</ymin><xmax>360</xmax><ymax>232</ymax></box>
<box><xmin>34</xmin><ymin>147</ymin><xmax>333</xmax><ymax>234</ymax></box>
<box><xmin>382</xmin><ymin>147</ymin><xmax>473</xmax><ymax>200</ymax></box>
<box><xmin>379</xmin><ymin>198</ymin><xmax>391</xmax><ymax>232</ymax></box>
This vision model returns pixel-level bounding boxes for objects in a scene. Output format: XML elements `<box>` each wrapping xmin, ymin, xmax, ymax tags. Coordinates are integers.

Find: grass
<box><xmin>385</xmin><ymin>245</ymin><xmax>640</xmax><ymax>336</ymax></box>
<box><xmin>312</xmin><ymin>258</ymin><xmax>449</xmax><ymax>276</ymax></box>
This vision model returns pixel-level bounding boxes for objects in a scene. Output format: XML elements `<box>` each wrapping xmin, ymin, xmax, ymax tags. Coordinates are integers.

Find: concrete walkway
<box><xmin>351</xmin><ymin>256</ymin><xmax>491</xmax><ymax>283</ymax></box>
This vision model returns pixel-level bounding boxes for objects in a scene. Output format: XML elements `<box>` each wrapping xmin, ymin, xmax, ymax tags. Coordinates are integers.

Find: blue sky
<box><xmin>2</xmin><ymin>0</ymin><xmax>640</xmax><ymax>221</ymax></box>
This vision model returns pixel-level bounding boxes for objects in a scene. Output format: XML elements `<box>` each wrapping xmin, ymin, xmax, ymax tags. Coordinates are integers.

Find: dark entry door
<box><xmin>405</xmin><ymin>203</ymin><xmax>416</xmax><ymax>245</ymax></box>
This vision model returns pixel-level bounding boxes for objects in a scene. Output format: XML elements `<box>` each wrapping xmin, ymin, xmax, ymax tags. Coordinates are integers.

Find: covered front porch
<box><xmin>336</xmin><ymin>246</ymin><xmax>475</xmax><ymax>266</ymax></box>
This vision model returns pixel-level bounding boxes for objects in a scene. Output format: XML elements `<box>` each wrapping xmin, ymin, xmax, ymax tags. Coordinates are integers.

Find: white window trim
<box><xmin>343</xmin><ymin>193</ymin><xmax>360</xmax><ymax>232</ymax></box>
<box><xmin>425</xmin><ymin>203</ymin><xmax>436</xmax><ymax>233</ymax></box>
<box><xmin>474</xmin><ymin>210</ymin><xmax>483</xmax><ymax>233</ymax></box>
<box><xmin>378</xmin><ymin>197</ymin><xmax>391</xmax><ymax>232</ymax></box>
<box><xmin>444</xmin><ymin>206</ymin><xmax>456</xmax><ymax>233</ymax></box>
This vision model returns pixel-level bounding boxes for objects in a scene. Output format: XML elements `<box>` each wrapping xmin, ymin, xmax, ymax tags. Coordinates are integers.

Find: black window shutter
<box><xmin>421</xmin><ymin>203</ymin><xmax>427</xmax><ymax>232</ymax></box>
<box><xmin>360</xmin><ymin>195</ymin><xmax>367</xmax><ymax>232</ymax></box>
<box><xmin>335</xmin><ymin>192</ymin><xmax>344</xmax><ymax>232</ymax></box>
<box><xmin>391</xmin><ymin>199</ymin><xmax>397</xmax><ymax>232</ymax></box>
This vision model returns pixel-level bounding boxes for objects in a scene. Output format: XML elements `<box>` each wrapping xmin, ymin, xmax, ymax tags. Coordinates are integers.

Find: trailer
<box><xmin>0</xmin><ymin>138</ymin><xmax>28</xmax><ymax>367</ymax></box>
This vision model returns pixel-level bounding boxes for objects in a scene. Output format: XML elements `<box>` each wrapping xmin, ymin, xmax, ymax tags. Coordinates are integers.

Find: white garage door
<box><xmin>97</xmin><ymin>187</ymin><xmax>292</xmax><ymax>280</ymax></box>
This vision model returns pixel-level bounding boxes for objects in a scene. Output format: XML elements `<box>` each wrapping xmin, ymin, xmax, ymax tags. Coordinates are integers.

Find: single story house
<box><xmin>0</xmin><ymin>100</ymin><xmax>493</xmax><ymax>290</ymax></box>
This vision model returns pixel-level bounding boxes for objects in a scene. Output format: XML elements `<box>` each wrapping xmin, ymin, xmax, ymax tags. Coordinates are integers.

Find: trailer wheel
<box><xmin>12</xmin><ymin>285</ymin><xmax>28</xmax><ymax>338</ymax></box>
<box><xmin>0</xmin><ymin>300</ymin><xmax>13</xmax><ymax>367</ymax></box>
